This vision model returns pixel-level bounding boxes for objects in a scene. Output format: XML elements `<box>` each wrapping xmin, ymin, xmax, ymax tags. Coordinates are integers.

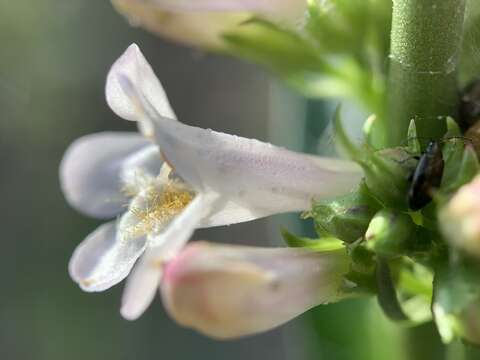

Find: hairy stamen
<box><xmin>124</xmin><ymin>181</ymin><xmax>194</xmax><ymax>239</ymax></box>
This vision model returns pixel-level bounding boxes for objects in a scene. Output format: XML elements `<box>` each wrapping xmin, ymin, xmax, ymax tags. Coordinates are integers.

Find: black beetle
<box><xmin>407</xmin><ymin>140</ymin><xmax>444</xmax><ymax>210</ymax></box>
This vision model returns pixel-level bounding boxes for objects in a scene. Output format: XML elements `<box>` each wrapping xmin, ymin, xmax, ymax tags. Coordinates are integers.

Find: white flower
<box><xmin>159</xmin><ymin>241</ymin><xmax>350</xmax><ymax>339</ymax></box>
<box><xmin>60</xmin><ymin>43</ymin><xmax>362</xmax><ymax>319</ymax></box>
<box><xmin>111</xmin><ymin>0</ymin><xmax>309</xmax><ymax>48</ymax></box>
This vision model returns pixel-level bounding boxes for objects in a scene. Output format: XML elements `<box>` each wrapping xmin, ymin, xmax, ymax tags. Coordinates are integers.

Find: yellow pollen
<box><xmin>124</xmin><ymin>182</ymin><xmax>194</xmax><ymax>239</ymax></box>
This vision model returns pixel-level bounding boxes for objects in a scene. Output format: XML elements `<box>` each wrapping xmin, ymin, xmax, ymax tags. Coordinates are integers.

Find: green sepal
<box><xmin>365</xmin><ymin>209</ymin><xmax>418</xmax><ymax>257</ymax></box>
<box><xmin>364</xmin><ymin>147</ymin><xmax>418</xmax><ymax>209</ymax></box>
<box><xmin>439</xmin><ymin>139</ymin><xmax>464</xmax><ymax>192</ymax></box>
<box><xmin>305</xmin><ymin>181</ymin><xmax>381</xmax><ymax>243</ymax></box>
<box><xmin>336</xmin><ymin>108</ymin><xmax>417</xmax><ymax>209</ymax></box>
<box><xmin>407</xmin><ymin>119</ymin><xmax>421</xmax><ymax>154</ymax></box>
<box><xmin>445</xmin><ymin>116</ymin><xmax>462</xmax><ymax>137</ymax></box>
<box><xmin>362</xmin><ymin>114</ymin><xmax>377</xmax><ymax>148</ymax></box>
<box><xmin>440</xmin><ymin>145</ymin><xmax>480</xmax><ymax>196</ymax></box>
<box><xmin>281</xmin><ymin>229</ymin><xmax>344</xmax><ymax>251</ymax></box>
<box><xmin>342</xmin><ymin>241</ymin><xmax>377</xmax><ymax>294</ymax></box>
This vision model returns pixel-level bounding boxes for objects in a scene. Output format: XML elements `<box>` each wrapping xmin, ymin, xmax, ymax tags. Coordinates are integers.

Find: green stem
<box><xmin>403</xmin><ymin>322</ymin><xmax>445</xmax><ymax>360</ymax></box>
<box><xmin>386</xmin><ymin>0</ymin><xmax>466</xmax><ymax>146</ymax></box>
<box><xmin>385</xmin><ymin>1</ymin><xmax>468</xmax><ymax>358</ymax></box>
<box><xmin>447</xmin><ymin>342</ymin><xmax>480</xmax><ymax>360</ymax></box>
<box><xmin>464</xmin><ymin>343</ymin><xmax>480</xmax><ymax>360</ymax></box>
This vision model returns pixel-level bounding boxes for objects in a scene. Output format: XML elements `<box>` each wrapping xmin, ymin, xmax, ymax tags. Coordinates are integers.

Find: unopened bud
<box><xmin>439</xmin><ymin>174</ymin><xmax>480</xmax><ymax>257</ymax></box>
<box><xmin>161</xmin><ymin>242</ymin><xmax>349</xmax><ymax>339</ymax></box>
<box><xmin>365</xmin><ymin>209</ymin><xmax>416</xmax><ymax>257</ymax></box>
<box><xmin>111</xmin><ymin>0</ymin><xmax>307</xmax><ymax>48</ymax></box>
<box><xmin>306</xmin><ymin>183</ymin><xmax>381</xmax><ymax>243</ymax></box>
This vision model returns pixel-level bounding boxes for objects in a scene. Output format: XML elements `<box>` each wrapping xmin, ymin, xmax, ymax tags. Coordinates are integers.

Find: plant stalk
<box><xmin>386</xmin><ymin>1</ymin><xmax>468</xmax><ymax>358</ymax></box>
<box><xmin>386</xmin><ymin>0</ymin><xmax>466</xmax><ymax>146</ymax></box>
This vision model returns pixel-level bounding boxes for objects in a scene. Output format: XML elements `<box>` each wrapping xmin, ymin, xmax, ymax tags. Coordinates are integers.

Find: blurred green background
<box><xmin>0</xmin><ymin>1</ymin><xmax>438</xmax><ymax>359</ymax></box>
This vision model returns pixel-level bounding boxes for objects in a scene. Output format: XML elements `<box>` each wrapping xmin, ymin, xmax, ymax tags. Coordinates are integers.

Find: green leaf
<box><xmin>396</xmin><ymin>259</ymin><xmax>433</xmax><ymax>324</ymax></box>
<box><xmin>281</xmin><ymin>229</ymin><xmax>344</xmax><ymax>251</ymax></box>
<box><xmin>221</xmin><ymin>2</ymin><xmax>390</xmax><ymax>113</ymax></box>
<box><xmin>433</xmin><ymin>257</ymin><xmax>480</xmax><ymax>343</ymax></box>
<box><xmin>223</xmin><ymin>18</ymin><xmax>328</xmax><ymax>74</ymax></box>
<box><xmin>306</xmin><ymin>0</ymin><xmax>391</xmax><ymax>62</ymax></box>
<box><xmin>440</xmin><ymin>142</ymin><xmax>480</xmax><ymax>195</ymax></box>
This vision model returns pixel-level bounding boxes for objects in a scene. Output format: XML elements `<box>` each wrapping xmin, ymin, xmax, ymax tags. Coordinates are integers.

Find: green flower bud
<box><xmin>365</xmin><ymin>209</ymin><xmax>417</xmax><ymax>257</ymax></box>
<box><xmin>305</xmin><ymin>183</ymin><xmax>381</xmax><ymax>243</ymax></box>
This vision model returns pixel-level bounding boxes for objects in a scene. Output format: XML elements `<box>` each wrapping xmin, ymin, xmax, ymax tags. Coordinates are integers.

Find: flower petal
<box><xmin>120</xmin><ymin>193</ymin><xmax>220</xmax><ymax>320</ymax></box>
<box><xmin>161</xmin><ymin>242</ymin><xmax>349</xmax><ymax>339</ymax></box>
<box><xmin>106</xmin><ymin>44</ymin><xmax>176</xmax><ymax>128</ymax></box>
<box><xmin>60</xmin><ymin>132</ymin><xmax>159</xmax><ymax>218</ymax></box>
<box><xmin>137</xmin><ymin>0</ymin><xmax>307</xmax><ymax>23</ymax></box>
<box><xmin>147</xmin><ymin>192</ymin><xmax>221</xmax><ymax>256</ymax></box>
<box><xmin>121</xmin><ymin>248</ymin><xmax>163</xmax><ymax>320</ymax></box>
<box><xmin>153</xmin><ymin>120</ymin><xmax>362</xmax><ymax>225</ymax></box>
<box><xmin>69</xmin><ymin>221</ymin><xmax>148</xmax><ymax>292</ymax></box>
<box><xmin>111</xmin><ymin>45</ymin><xmax>362</xmax><ymax>225</ymax></box>
<box><xmin>439</xmin><ymin>174</ymin><xmax>480</xmax><ymax>257</ymax></box>
<box><xmin>112</xmin><ymin>1</ymin><xmax>246</xmax><ymax>49</ymax></box>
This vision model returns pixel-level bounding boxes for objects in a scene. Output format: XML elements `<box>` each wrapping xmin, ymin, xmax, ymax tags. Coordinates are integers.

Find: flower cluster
<box><xmin>60</xmin><ymin>0</ymin><xmax>480</xmax><ymax>347</ymax></box>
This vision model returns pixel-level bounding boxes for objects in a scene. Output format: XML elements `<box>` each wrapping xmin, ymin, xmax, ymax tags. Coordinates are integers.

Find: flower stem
<box><xmin>385</xmin><ymin>0</ymin><xmax>466</xmax><ymax>146</ymax></box>
<box><xmin>403</xmin><ymin>322</ymin><xmax>445</xmax><ymax>360</ymax></box>
<box><xmin>447</xmin><ymin>342</ymin><xmax>480</xmax><ymax>360</ymax></box>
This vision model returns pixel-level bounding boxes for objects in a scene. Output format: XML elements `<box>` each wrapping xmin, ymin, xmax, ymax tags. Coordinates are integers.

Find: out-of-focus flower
<box><xmin>111</xmin><ymin>0</ymin><xmax>309</xmax><ymax>48</ymax></box>
<box><xmin>61</xmin><ymin>44</ymin><xmax>362</xmax><ymax>319</ymax></box>
<box><xmin>439</xmin><ymin>174</ymin><xmax>480</xmax><ymax>257</ymax></box>
<box><xmin>159</xmin><ymin>241</ymin><xmax>350</xmax><ymax>339</ymax></box>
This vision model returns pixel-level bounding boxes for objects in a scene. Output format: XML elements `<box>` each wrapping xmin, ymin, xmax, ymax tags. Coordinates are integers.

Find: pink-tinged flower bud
<box><xmin>439</xmin><ymin>174</ymin><xmax>480</xmax><ymax>257</ymax></box>
<box><xmin>111</xmin><ymin>0</ymin><xmax>308</xmax><ymax>49</ymax></box>
<box><xmin>160</xmin><ymin>242</ymin><xmax>350</xmax><ymax>339</ymax></box>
